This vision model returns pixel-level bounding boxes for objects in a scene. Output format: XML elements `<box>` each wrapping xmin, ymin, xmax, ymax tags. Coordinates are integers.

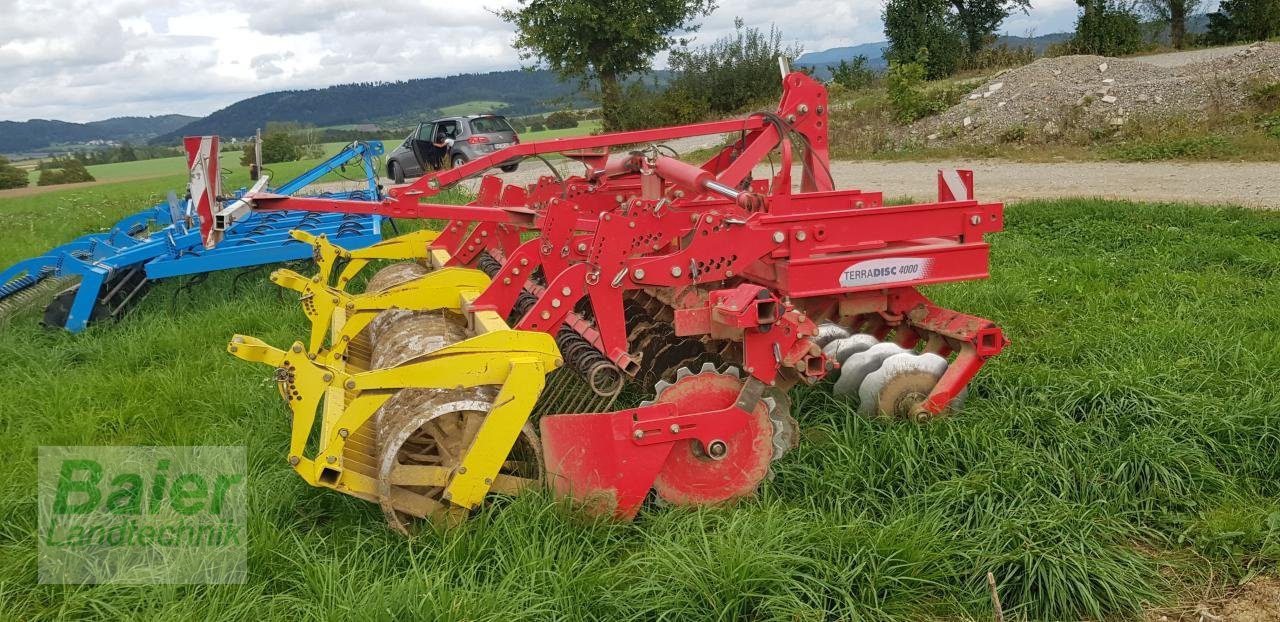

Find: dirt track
<box><xmin>476</xmin><ymin>157</ymin><xmax>1280</xmax><ymax>208</ymax></box>
<box><xmin>818</xmin><ymin>160</ymin><xmax>1280</xmax><ymax>208</ymax></box>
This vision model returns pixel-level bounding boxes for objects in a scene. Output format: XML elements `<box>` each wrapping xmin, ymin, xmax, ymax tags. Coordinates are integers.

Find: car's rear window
<box><xmin>469</xmin><ymin>117</ymin><xmax>514</xmax><ymax>134</ymax></box>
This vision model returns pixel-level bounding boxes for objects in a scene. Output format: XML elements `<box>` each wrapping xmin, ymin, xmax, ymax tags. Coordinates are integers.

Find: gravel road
<box><xmin>369</xmin><ymin>158</ymin><xmax>1279</xmax><ymax>209</ymax></box>
<box><xmin>1132</xmin><ymin>43</ymin><xmax>1257</xmax><ymax>67</ymax></box>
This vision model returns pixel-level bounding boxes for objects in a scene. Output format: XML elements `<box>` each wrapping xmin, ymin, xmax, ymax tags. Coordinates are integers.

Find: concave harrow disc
<box><xmin>820</xmin><ymin>323</ymin><xmax>966</xmax><ymax>419</ymax></box>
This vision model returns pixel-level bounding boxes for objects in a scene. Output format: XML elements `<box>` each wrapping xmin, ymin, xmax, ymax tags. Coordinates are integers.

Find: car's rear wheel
<box><xmin>451</xmin><ymin>154</ymin><xmax>468</xmax><ymax>168</ymax></box>
<box><xmin>390</xmin><ymin>161</ymin><xmax>405</xmax><ymax>185</ymax></box>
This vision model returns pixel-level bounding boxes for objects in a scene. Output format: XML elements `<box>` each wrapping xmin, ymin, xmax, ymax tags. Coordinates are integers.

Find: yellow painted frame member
<box><xmin>271</xmin><ymin>266</ymin><xmax>492</xmax><ymax>357</ymax></box>
<box><xmin>289</xmin><ymin>228</ymin><xmax>441</xmax><ymax>291</ymax></box>
<box><xmin>229</xmin><ymin>289</ymin><xmax>561</xmax><ymax>511</ymax></box>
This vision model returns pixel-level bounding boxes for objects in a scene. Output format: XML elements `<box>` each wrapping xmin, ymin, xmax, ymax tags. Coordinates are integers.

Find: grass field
<box><xmin>438</xmin><ymin>101</ymin><xmax>508</xmax><ymax>116</ymax></box>
<box><xmin>10</xmin><ymin>123</ymin><xmax>600</xmax><ymax>192</ymax></box>
<box><xmin>0</xmin><ymin>184</ymin><xmax>1277</xmax><ymax>619</ymax></box>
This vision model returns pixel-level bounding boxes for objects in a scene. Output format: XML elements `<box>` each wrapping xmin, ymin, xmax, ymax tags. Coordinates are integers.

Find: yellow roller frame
<box><xmin>229</xmin><ymin>302</ymin><xmax>561</xmax><ymax>511</ymax></box>
<box><xmin>271</xmin><ymin>266</ymin><xmax>492</xmax><ymax>358</ymax></box>
<box><xmin>289</xmin><ymin>228</ymin><xmax>441</xmax><ymax>291</ymax></box>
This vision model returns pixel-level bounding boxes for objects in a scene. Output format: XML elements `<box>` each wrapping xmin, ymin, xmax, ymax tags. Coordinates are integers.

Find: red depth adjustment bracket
<box><xmin>888</xmin><ymin>287</ymin><xmax>1009</xmax><ymax>416</ymax></box>
<box><xmin>672</xmin><ymin>284</ymin><xmax>826</xmax><ymax>384</ymax></box>
<box><xmin>539</xmin><ymin>284</ymin><xmax>823</xmax><ymax>520</ymax></box>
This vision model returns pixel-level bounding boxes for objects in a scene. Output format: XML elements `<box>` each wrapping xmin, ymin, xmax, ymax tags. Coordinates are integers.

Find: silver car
<box><xmin>386</xmin><ymin>114</ymin><xmax>520</xmax><ymax>183</ymax></box>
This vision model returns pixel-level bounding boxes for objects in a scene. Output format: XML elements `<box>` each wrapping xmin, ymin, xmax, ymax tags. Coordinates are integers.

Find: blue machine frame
<box><xmin>0</xmin><ymin>140</ymin><xmax>388</xmax><ymax>332</ymax></box>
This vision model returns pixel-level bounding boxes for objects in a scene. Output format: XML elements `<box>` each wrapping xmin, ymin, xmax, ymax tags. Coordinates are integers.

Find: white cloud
<box><xmin>0</xmin><ymin>0</ymin><xmax>1085</xmax><ymax>122</ymax></box>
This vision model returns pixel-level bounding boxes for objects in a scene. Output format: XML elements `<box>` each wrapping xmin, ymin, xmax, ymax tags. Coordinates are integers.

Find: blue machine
<box><xmin>0</xmin><ymin>140</ymin><xmax>388</xmax><ymax>332</ymax></box>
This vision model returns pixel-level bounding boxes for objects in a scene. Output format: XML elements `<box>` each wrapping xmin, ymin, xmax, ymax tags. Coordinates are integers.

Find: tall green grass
<box><xmin>0</xmin><ymin>197</ymin><xmax>1277</xmax><ymax>620</ymax></box>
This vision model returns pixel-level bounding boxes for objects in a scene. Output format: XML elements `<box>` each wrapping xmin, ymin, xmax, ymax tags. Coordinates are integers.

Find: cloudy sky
<box><xmin>0</xmin><ymin>0</ymin><xmax>1085</xmax><ymax>123</ymax></box>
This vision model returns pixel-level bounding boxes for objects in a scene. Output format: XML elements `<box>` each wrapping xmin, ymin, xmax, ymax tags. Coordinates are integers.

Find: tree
<box><xmin>948</xmin><ymin>0</ymin><xmax>1031</xmax><ymax>54</ymax></box>
<box><xmin>1071</xmin><ymin>0</ymin><xmax>1143</xmax><ymax>55</ymax></box>
<box><xmin>665</xmin><ymin>19</ymin><xmax>804</xmax><ymax>115</ymax></box>
<box><xmin>0</xmin><ymin>156</ymin><xmax>27</xmax><ymax>190</ymax></box>
<box><xmin>1205</xmin><ymin>0</ymin><xmax>1280</xmax><ymax>43</ymax></box>
<box><xmin>883</xmin><ymin>0</ymin><xmax>967</xmax><ymax>79</ymax></box>
<box><xmin>239</xmin><ymin>125</ymin><xmax>303</xmax><ymax>166</ymax></box>
<box><xmin>1141</xmin><ymin>0</ymin><xmax>1202</xmax><ymax>48</ymax></box>
<box><xmin>829</xmin><ymin>56</ymin><xmax>877</xmax><ymax>89</ymax></box>
<box><xmin>35</xmin><ymin>156</ymin><xmax>95</xmax><ymax>186</ymax></box>
<box><xmin>497</xmin><ymin>0</ymin><xmax>717</xmax><ymax>131</ymax></box>
<box><xmin>545</xmin><ymin>111</ymin><xmax>579</xmax><ymax>129</ymax></box>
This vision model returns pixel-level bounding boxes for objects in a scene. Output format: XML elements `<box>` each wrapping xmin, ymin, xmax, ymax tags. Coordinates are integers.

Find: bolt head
<box><xmin>503</xmin><ymin>277</ymin><xmax>511</xmax><ymax>285</ymax></box>
<box><xmin>540</xmin><ymin>310</ymin><xmax>551</xmax><ymax>320</ymax></box>
<box><xmin>669</xmin><ymin>424</ymin><xmax>681</xmax><ymax>433</ymax></box>
<box><xmin>798</xmin><ymin>104</ymin><xmax>809</xmax><ymax>114</ymax></box>
<box><xmin>322</xmin><ymin>373</ymin><xmax>333</xmax><ymax>382</ymax></box>
<box><xmin>458</xmin><ymin>466</ymin><xmax>467</xmax><ymax>475</ymax></box>
<box><xmin>344</xmin><ymin>380</ymin><xmax>357</xmax><ymax>390</ymax></box>
<box><xmin>633</xmin><ymin>430</ymin><xmax>645</xmax><ymax>439</ymax></box>
<box><xmin>577</xmin><ymin>242</ymin><xmax>587</xmax><ymax>252</ymax></box>
<box><xmin>326</xmin><ymin>455</ymin><xmax>337</xmax><ymax>464</ymax></box>
<box><xmin>551</xmin><ymin>299</ymin><xmax>562</xmax><ymax>308</ymax></box>
<box><xmin>772</xmin><ymin>231</ymin><xmax>785</xmax><ymax>243</ymax></box>
<box><xmin>795</xmin><ymin>230</ymin><xmax>807</xmax><ymax>241</ymax></box>
<box><xmin>521</xmin><ymin>258</ymin><xmax>529</xmax><ymax>266</ymax></box>
<box><xmin>561</xmin><ymin>286</ymin><xmax>571</xmax><ymax>296</ymax></box>
<box><xmin>288</xmin><ymin>456</ymin><xmax>300</xmax><ymax>466</ymax></box>
<box><xmin>671</xmin><ymin>266</ymin><xmax>683</xmax><ymax>277</ymax></box>
<box><xmin>634</xmin><ymin>269</ymin><xmax>646</xmax><ymax>280</ymax></box>
<box><xmin>339</xmin><ymin>428</ymin><xmax>349</xmax><ymax>438</ymax></box>
<box><xmin>970</xmin><ymin>215</ymin><xmax>982</xmax><ymax>225</ymax></box>
<box><xmin>291</xmin><ymin>344</ymin><xmax>303</xmax><ymax>353</ymax></box>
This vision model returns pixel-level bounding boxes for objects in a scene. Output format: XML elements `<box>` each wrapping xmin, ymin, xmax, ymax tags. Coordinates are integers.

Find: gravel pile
<box><xmin>911</xmin><ymin>42</ymin><xmax>1280</xmax><ymax>143</ymax></box>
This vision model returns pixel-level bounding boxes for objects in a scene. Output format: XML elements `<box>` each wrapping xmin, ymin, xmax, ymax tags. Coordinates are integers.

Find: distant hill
<box><xmin>796</xmin><ymin>32</ymin><xmax>1074</xmax><ymax>77</ymax></box>
<box><xmin>154</xmin><ymin>69</ymin><xmax>586</xmax><ymax>144</ymax></box>
<box><xmin>0</xmin><ymin>115</ymin><xmax>198</xmax><ymax>154</ymax></box>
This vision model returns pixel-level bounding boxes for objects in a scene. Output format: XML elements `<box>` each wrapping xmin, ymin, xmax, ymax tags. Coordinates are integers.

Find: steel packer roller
<box><xmin>228</xmin><ymin>71</ymin><xmax>1009</xmax><ymax>531</ymax></box>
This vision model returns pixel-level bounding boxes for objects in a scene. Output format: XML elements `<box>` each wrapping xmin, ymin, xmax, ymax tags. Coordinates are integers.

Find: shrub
<box><xmin>665</xmin><ymin>18</ymin><xmax>804</xmax><ymax>116</ymax></box>
<box><xmin>998</xmin><ymin>125</ymin><xmax>1029</xmax><ymax>143</ymax></box>
<box><xmin>1070</xmin><ymin>0</ymin><xmax>1143</xmax><ymax>56</ymax></box>
<box><xmin>885</xmin><ymin>60</ymin><xmax>967</xmax><ymax>122</ymax></box>
<box><xmin>1251</xmin><ymin>82</ymin><xmax>1280</xmax><ymax>111</ymax></box>
<box><xmin>545</xmin><ymin>111</ymin><xmax>579</xmax><ymax>130</ymax></box>
<box><xmin>961</xmin><ymin>43</ymin><xmax>1037</xmax><ymax>71</ymax></box>
<box><xmin>614</xmin><ymin>81</ymin><xmax>705</xmax><ymax>130</ymax></box>
<box><xmin>35</xmin><ymin>156</ymin><xmax>95</xmax><ymax>186</ymax></box>
<box><xmin>1105</xmin><ymin>135</ymin><xmax>1235</xmax><ymax>161</ymax></box>
<box><xmin>0</xmin><ymin>155</ymin><xmax>27</xmax><ymax>190</ymax></box>
<box><xmin>1259</xmin><ymin>112</ymin><xmax>1280</xmax><ymax>139</ymax></box>
<box><xmin>829</xmin><ymin>56</ymin><xmax>878</xmax><ymax>90</ymax></box>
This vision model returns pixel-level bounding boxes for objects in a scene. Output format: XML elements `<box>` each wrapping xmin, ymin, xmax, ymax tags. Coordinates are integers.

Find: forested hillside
<box><xmin>154</xmin><ymin>69</ymin><xmax>585</xmax><ymax>143</ymax></box>
<box><xmin>0</xmin><ymin>115</ymin><xmax>198</xmax><ymax>153</ymax></box>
